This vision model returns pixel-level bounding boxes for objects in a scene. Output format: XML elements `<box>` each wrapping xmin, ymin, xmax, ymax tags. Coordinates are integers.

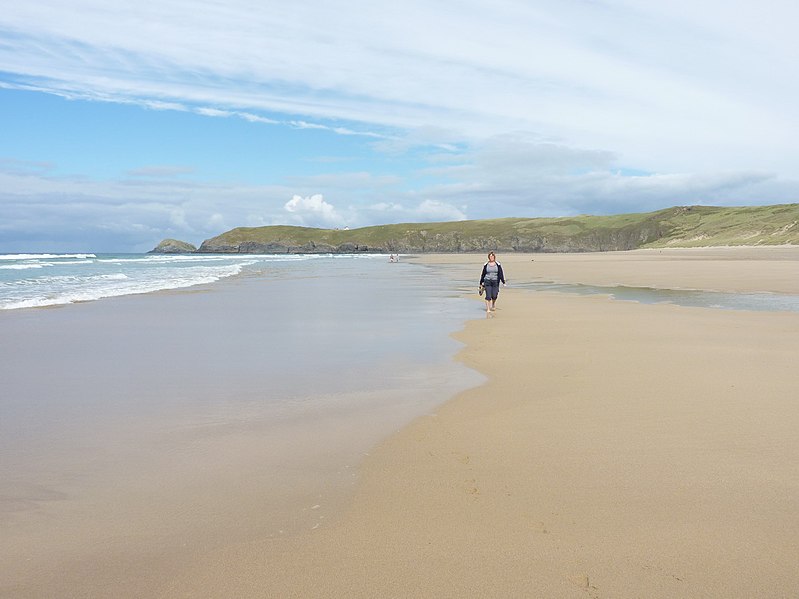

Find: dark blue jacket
<box><xmin>479</xmin><ymin>262</ymin><xmax>505</xmax><ymax>285</ymax></box>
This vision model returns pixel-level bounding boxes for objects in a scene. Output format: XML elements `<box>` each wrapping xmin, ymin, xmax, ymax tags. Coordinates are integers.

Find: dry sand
<box><xmin>158</xmin><ymin>247</ymin><xmax>799</xmax><ymax>598</ymax></box>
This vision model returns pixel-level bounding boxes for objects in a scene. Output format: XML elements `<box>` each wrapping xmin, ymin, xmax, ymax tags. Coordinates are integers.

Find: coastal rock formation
<box><xmin>148</xmin><ymin>239</ymin><xmax>198</xmax><ymax>253</ymax></box>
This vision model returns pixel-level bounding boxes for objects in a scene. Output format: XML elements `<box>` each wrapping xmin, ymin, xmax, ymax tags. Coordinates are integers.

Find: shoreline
<box><xmin>160</xmin><ymin>248</ymin><xmax>799</xmax><ymax>597</ymax></box>
<box><xmin>4</xmin><ymin>246</ymin><xmax>797</xmax><ymax>313</ymax></box>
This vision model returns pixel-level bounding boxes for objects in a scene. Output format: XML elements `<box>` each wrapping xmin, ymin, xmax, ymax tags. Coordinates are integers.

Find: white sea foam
<box><xmin>0</xmin><ymin>263</ymin><xmax>44</xmax><ymax>270</ymax></box>
<box><xmin>0</xmin><ymin>253</ymin><xmax>390</xmax><ymax>310</ymax></box>
<box><xmin>0</xmin><ymin>260</ymin><xmax>94</xmax><ymax>270</ymax></box>
<box><xmin>100</xmin><ymin>254</ymin><xmax>249</xmax><ymax>263</ymax></box>
<box><xmin>0</xmin><ymin>263</ymin><xmax>244</xmax><ymax>310</ymax></box>
<box><xmin>0</xmin><ymin>253</ymin><xmax>96</xmax><ymax>260</ymax></box>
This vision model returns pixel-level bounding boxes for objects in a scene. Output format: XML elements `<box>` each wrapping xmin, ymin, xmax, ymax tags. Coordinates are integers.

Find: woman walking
<box><xmin>479</xmin><ymin>252</ymin><xmax>505</xmax><ymax>313</ymax></box>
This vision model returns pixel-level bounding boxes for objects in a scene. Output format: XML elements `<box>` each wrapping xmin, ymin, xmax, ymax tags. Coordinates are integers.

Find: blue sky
<box><xmin>1</xmin><ymin>0</ymin><xmax>798</xmax><ymax>252</ymax></box>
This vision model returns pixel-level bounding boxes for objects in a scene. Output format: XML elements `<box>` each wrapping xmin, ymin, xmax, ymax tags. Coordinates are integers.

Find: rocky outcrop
<box><xmin>148</xmin><ymin>239</ymin><xmax>198</xmax><ymax>253</ymax></box>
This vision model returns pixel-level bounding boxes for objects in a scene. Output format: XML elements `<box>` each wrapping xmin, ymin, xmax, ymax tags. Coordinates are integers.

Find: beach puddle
<box><xmin>510</xmin><ymin>280</ymin><xmax>799</xmax><ymax>313</ymax></box>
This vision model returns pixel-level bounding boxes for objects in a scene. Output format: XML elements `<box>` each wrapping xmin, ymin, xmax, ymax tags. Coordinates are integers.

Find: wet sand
<box><xmin>0</xmin><ymin>261</ymin><xmax>478</xmax><ymax>598</ymax></box>
<box><xmin>160</xmin><ymin>247</ymin><xmax>799</xmax><ymax>597</ymax></box>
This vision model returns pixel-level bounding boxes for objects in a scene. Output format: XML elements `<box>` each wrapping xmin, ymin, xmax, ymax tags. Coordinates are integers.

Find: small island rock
<box><xmin>148</xmin><ymin>239</ymin><xmax>198</xmax><ymax>254</ymax></box>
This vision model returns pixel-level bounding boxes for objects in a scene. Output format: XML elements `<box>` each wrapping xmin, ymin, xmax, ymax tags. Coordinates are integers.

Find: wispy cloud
<box><xmin>2</xmin><ymin>1</ymin><xmax>797</xmax><ymax>173</ymax></box>
<box><xmin>0</xmin><ymin>158</ymin><xmax>56</xmax><ymax>177</ymax></box>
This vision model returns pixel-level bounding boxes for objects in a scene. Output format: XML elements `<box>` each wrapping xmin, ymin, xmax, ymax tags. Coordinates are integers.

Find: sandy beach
<box><xmin>159</xmin><ymin>247</ymin><xmax>799</xmax><ymax>598</ymax></box>
<box><xmin>4</xmin><ymin>248</ymin><xmax>798</xmax><ymax>598</ymax></box>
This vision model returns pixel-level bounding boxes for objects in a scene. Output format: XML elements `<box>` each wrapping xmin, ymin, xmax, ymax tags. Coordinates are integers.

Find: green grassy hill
<box><xmin>147</xmin><ymin>238</ymin><xmax>198</xmax><ymax>254</ymax></box>
<box><xmin>188</xmin><ymin>203</ymin><xmax>799</xmax><ymax>254</ymax></box>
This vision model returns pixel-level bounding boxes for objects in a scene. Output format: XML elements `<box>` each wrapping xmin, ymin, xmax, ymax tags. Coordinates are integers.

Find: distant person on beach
<box><xmin>479</xmin><ymin>252</ymin><xmax>505</xmax><ymax>313</ymax></box>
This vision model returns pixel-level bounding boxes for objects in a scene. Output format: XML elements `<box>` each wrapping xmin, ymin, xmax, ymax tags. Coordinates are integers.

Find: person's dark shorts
<box><xmin>483</xmin><ymin>280</ymin><xmax>500</xmax><ymax>300</ymax></box>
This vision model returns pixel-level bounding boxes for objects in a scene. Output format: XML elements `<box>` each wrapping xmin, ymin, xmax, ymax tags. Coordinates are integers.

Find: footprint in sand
<box><xmin>463</xmin><ymin>479</ymin><xmax>479</xmax><ymax>495</ymax></box>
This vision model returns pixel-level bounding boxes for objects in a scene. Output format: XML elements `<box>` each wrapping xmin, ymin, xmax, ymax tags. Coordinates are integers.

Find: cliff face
<box><xmin>196</xmin><ymin>239</ymin><xmax>357</xmax><ymax>254</ymax></box>
<box><xmin>150</xmin><ymin>204</ymin><xmax>799</xmax><ymax>254</ymax></box>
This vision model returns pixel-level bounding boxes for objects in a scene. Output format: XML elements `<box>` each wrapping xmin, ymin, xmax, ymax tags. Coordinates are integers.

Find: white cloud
<box><xmin>196</xmin><ymin>107</ymin><xmax>233</xmax><ymax>118</ymax></box>
<box><xmin>415</xmin><ymin>200</ymin><xmax>467</xmax><ymax>221</ymax></box>
<box><xmin>169</xmin><ymin>208</ymin><xmax>190</xmax><ymax>230</ymax></box>
<box><xmin>0</xmin><ymin>158</ymin><xmax>56</xmax><ymax>177</ymax></box>
<box><xmin>419</xmin><ymin>167</ymin><xmax>794</xmax><ymax>219</ymax></box>
<box><xmin>143</xmin><ymin>100</ymin><xmax>187</xmax><ymax>112</ymax></box>
<box><xmin>474</xmin><ymin>135</ymin><xmax>617</xmax><ymax>179</ymax></box>
<box><xmin>284</xmin><ymin>172</ymin><xmax>402</xmax><ymax>191</ymax></box>
<box><xmin>407</xmin><ymin>134</ymin><xmax>799</xmax><ymax>219</ymax></box>
<box><xmin>238</xmin><ymin>112</ymin><xmax>279</xmax><ymax>124</ymax></box>
<box><xmin>357</xmin><ymin>199</ymin><xmax>467</xmax><ymax>225</ymax></box>
<box><xmin>283</xmin><ymin>194</ymin><xmax>344</xmax><ymax>227</ymax></box>
<box><xmin>207</xmin><ymin>213</ymin><xmax>227</xmax><ymax>231</ymax></box>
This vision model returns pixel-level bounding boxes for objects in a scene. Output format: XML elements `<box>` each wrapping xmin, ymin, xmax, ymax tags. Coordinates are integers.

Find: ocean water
<box><xmin>0</xmin><ymin>253</ymin><xmax>485</xmax><ymax>596</ymax></box>
<box><xmin>0</xmin><ymin>252</ymin><xmax>329</xmax><ymax>310</ymax></box>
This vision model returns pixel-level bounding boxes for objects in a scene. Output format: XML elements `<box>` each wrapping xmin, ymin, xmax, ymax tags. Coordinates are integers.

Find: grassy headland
<box><xmin>186</xmin><ymin>203</ymin><xmax>799</xmax><ymax>253</ymax></box>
